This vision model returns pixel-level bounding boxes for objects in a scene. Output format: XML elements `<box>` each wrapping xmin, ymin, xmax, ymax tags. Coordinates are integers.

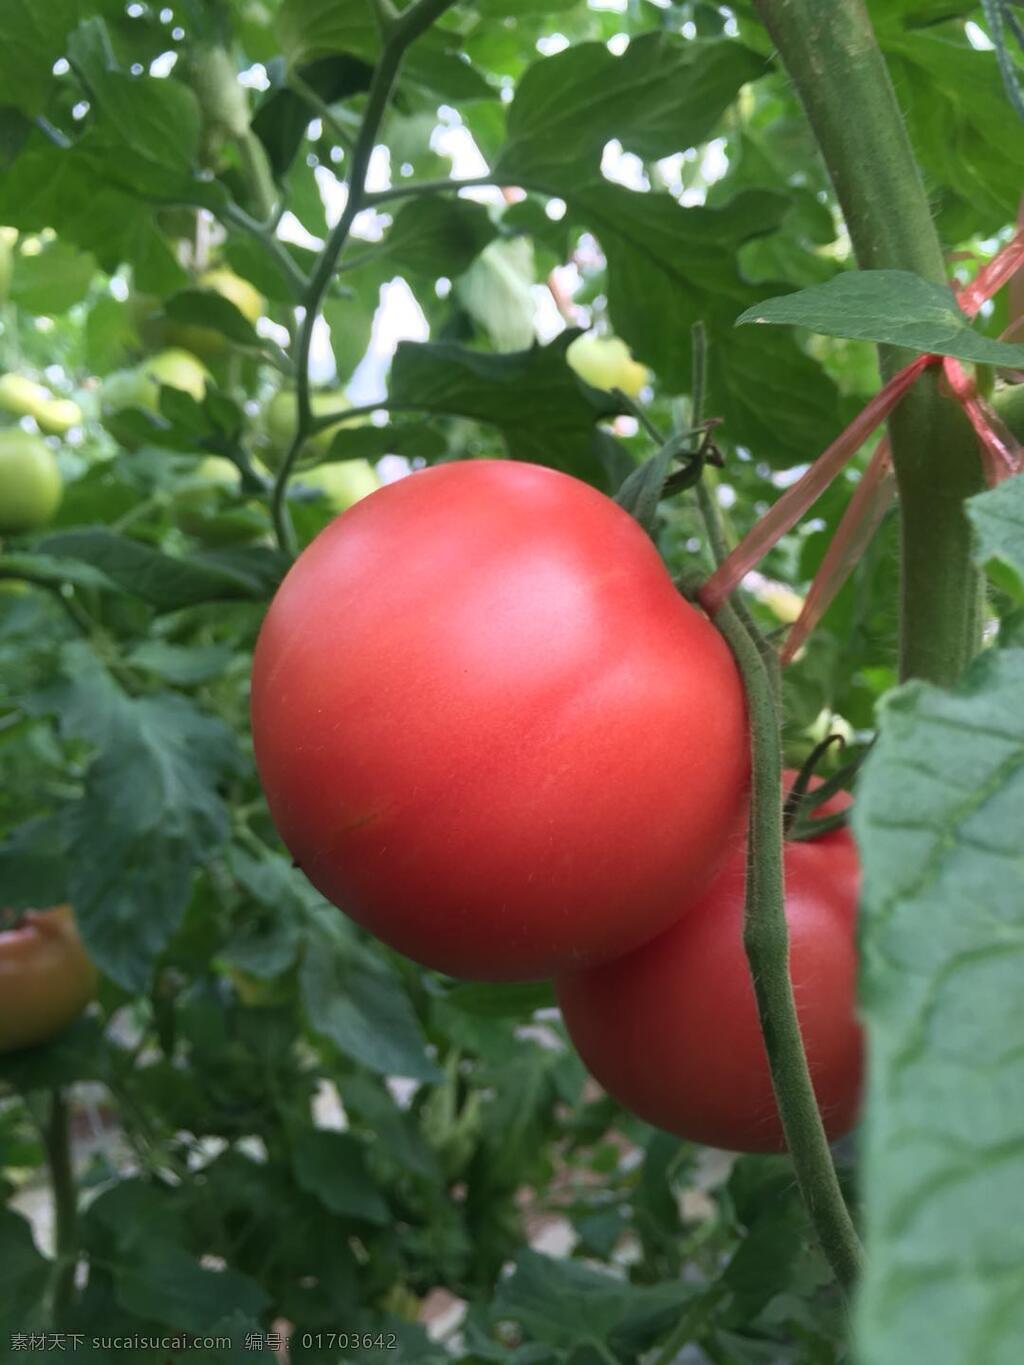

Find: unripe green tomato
<box><xmin>566</xmin><ymin>335</ymin><xmax>649</xmax><ymax>398</ymax></box>
<box><xmin>295</xmin><ymin>459</ymin><xmax>380</xmax><ymax>514</ymax></box>
<box><xmin>199</xmin><ymin>268</ymin><xmax>264</xmax><ymax>325</ymax></box>
<box><xmin>101</xmin><ymin>350</ymin><xmax>208</xmax><ymax>449</ymax></box>
<box><xmin>143</xmin><ymin>349</ymin><xmax>209</xmax><ymax>402</ymax></box>
<box><xmin>0</xmin><ymin>429</ymin><xmax>63</xmax><ymax>534</ymax></box>
<box><xmin>0</xmin><ymin>374</ymin><xmax>82</xmax><ymax>435</ymax></box>
<box><xmin>173</xmin><ymin>455</ymin><xmax>240</xmax><ymax>513</ymax></box>
<box><xmin>156</xmin><ymin>269</ymin><xmax>266</xmax><ymax>361</ymax></box>
<box><xmin>0</xmin><ymin>228</ymin><xmax>16</xmax><ymax>304</ymax></box>
<box><xmin>190</xmin><ymin>46</ymin><xmax>251</xmax><ymax>139</ymax></box>
<box><xmin>172</xmin><ymin>456</ymin><xmax>267</xmax><ymax>544</ymax></box>
<box><xmin>261</xmin><ymin>389</ymin><xmax>355</xmax><ymax>469</ymax></box>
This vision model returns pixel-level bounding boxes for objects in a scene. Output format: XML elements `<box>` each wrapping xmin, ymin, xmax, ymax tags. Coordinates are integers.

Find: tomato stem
<box><xmin>45</xmin><ymin>1087</ymin><xmax>79</xmax><ymax>1325</ymax></box>
<box><xmin>270</xmin><ymin>0</ymin><xmax>461</xmax><ymax>556</ymax></box>
<box><xmin>712</xmin><ymin>595</ymin><xmax>865</xmax><ymax>1294</ymax></box>
<box><xmin>751</xmin><ymin>0</ymin><xmax>984</xmax><ymax>685</ymax></box>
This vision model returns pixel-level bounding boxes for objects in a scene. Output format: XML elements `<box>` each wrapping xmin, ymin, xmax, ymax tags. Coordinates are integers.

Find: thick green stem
<box><xmin>271</xmin><ymin>0</ymin><xmax>459</xmax><ymax>554</ymax></box>
<box><xmin>46</xmin><ymin>1089</ymin><xmax>78</xmax><ymax>1324</ymax></box>
<box><xmin>713</xmin><ymin>600</ymin><xmax>865</xmax><ymax>1294</ymax></box>
<box><xmin>752</xmin><ymin>0</ymin><xmax>984</xmax><ymax>685</ymax></box>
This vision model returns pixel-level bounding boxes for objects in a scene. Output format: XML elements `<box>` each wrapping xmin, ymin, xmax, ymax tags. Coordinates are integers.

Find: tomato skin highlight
<box><xmin>251</xmin><ymin>460</ymin><xmax>749</xmax><ymax>981</ymax></box>
<box><xmin>0</xmin><ymin>905</ymin><xmax>97</xmax><ymax>1053</ymax></box>
<box><xmin>556</xmin><ymin>778</ymin><xmax>862</xmax><ymax>1152</ymax></box>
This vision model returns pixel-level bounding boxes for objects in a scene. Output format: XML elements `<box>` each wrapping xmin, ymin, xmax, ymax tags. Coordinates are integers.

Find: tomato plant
<box><xmin>252</xmin><ymin>459</ymin><xmax>749</xmax><ymax>980</ymax></box>
<box><xmin>0</xmin><ymin>906</ymin><xmax>96</xmax><ymax>1053</ymax></box>
<box><xmin>0</xmin><ymin>1</ymin><xmax>1021</xmax><ymax>1360</ymax></box>
<box><xmin>557</xmin><ymin>778</ymin><xmax>862</xmax><ymax>1152</ymax></box>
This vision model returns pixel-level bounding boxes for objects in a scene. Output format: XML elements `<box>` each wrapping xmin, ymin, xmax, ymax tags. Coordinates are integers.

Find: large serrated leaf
<box><xmin>0</xmin><ymin>0</ymin><xmax>78</xmax><ymax>117</ymax></box>
<box><xmin>290</xmin><ymin>1129</ymin><xmax>390</xmax><ymax>1223</ymax></box>
<box><xmin>853</xmin><ymin>648</ymin><xmax>1024</xmax><ymax>1365</ymax></box>
<box><xmin>491</xmin><ymin>1248</ymin><xmax>695</xmax><ymax>1355</ymax></box>
<box><xmin>738</xmin><ymin>271</ymin><xmax>1024</xmax><ymax>366</ymax></box>
<box><xmin>39</xmin><ymin>530</ymin><xmax>272</xmax><ymax>609</ymax></box>
<box><xmin>30</xmin><ymin>646</ymin><xmax>240</xmax><ymax>992</ymax></box>
<box><xmin>0</xmin><ymin>1210</ymin><xmax>52</xmax><ymax>1334</ymax></box>
<box><xmin>496</xmin><ymin>33</ymin><xmax>766</xmax><ymax>180</ymax></box>
<box><xmin>388</xmin><ymin>334</ymin><xmax>624</xmax><ymax>483</ymax></box>
<box><xmin>300</xmin><ymin>921</ymin><xmax>441</xmax><ymax>1081</ymax></box>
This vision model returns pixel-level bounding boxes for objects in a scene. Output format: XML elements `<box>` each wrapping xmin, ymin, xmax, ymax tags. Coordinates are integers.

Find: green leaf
<box><xmin>126</xmin><ymin>641</ymin><xmax>235</xmax><ymax>686</ymax></box>
<box><xmin>0</xmin><ymin>815</ymin><xmax>67</xmax><ymax>912</ymax></box>
<box><xmin>339</xmin><ymin>1074</ymin><xmax>440</xmax><ymax>1180</ymax></box>
<box><xmin>253</xmin><ymin>54</ymin><xmax>372</xmax><ymax>182</ymax></box>
<box><xmin>966</xmin><ymin>476</ymin><xmax>1024</xmax><ymax>602</ymax></box>
<box><xmin>0</xmin><ymin>551</ymin><xmax>116</xmax><ymax>594</ymax></box>
<box><xmin>39</xmin><ymin>530</ymin><xmax>273</xmax><ymax>609</ymax></box>
<box><xmin>222</xmin><ymin>848</ymin><xmax>306</xmax><ymax>977</ymax></box>
<box><xmin>388</xmin><ymin>334</ymin><xmax>624</xmax><ymax>484</ymax></box>
<box><xmin>374</xmin><ymin>195</ymin><xmax>496</xmax><ymax>279</ymax></box>
<box><xmin>300</xmin><ymin>926</ymin><xmax>441</xmax><ymax>1082</ymax></box>
<box><xmin>853</xmin><ymin>648</ymin><xmax>1024</xmax><ymax>1365</ymax></box>
<box><xmin>9</xmin><ymin>238</ymin><xmax>96</xmax><ymax>314</ymax></box>
<box><xmin>114</xmin><ymin>1241</ymin><xmax>269</xmax><ymax>1334</ymax></box>
<box><xmin>163</xmin><ymin>290</ymin><xmax>264</xmax><ymax>351</ymax></box>
<box><xmin>737</xmin><ymin>271</ymin><xmax>1024</xmax><ymax>367</ymax></box>
<box><xmin>0</xmin><ymin>1016</ymin><xmax>108</xmax><ymax>1093</ymax></box>
<box><xmin>321</xmin><ymin>421</ymin><xmax>447</xmax><ymax>463</ymax></box>
<box><xmin>0</xmin><ymin>1210</ymin><xmax>51</xmax><ymax>1335</ymax></box>
<box><xmin>497</xmin><ymin>33</ymin><xmax>766</xmax><ymax>180</ymax></box>
<box><xmin>491</xmin><ymin>1248</ymin><xmax>693</xmax><ymax>1354</ymax></box>
<box><xmin>443</xmin><ymin>980</ymin><xmax>555</xmax><ymax>1018</ymax></box>
<box><xmin>69</xmin><ymin>19</ymin><xmax>201</xmax><ymax>187</ymax></box>
<box><xmin>456</xmin><ymin>237</ymin><xmax>537</xmax><ymax>352</ymax></box>
<box><xmin>277</xmin><ymin>1</ymin><xmax>493</xmax><ymax>102</ymax></box>
<box><xmin>0</xmin><ymin>0</ymin><xmax>79</xmax><ymax>117</ymax></box>
<box><xmin>880</xmin><ymin>27</ymin><xmax>1024</xmax><ymax>242</ymax></box>
<box><xmin>34</xmin><ymin>649</ymin><xmax>239</xmax><ymax>991</ymax></box>
<box><xmin>556</xmin><ymin>182</ymin><xmax>843</xmax><ymax>463</ymax></box>
<box><xmin>290</xmin><ymin>1128</ymin><xmax>391</xmax><ymax>1223</ymax></box>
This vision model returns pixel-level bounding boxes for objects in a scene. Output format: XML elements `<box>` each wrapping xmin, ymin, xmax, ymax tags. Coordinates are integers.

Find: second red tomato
<box><xmin>557</xmin><ymin>778</ymin><xmax>862</xmax><ymax>1151</ymax></box>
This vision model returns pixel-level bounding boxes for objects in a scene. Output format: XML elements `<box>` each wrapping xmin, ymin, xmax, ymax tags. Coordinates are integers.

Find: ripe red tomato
<box><xmin>0</xmin><ymin>904</ymin><xmax>97</xmax><ymax>1053</ymax></box>
<box><xmin>251</xmin><ymin>460</ymin><xmax>749</xmax><ymax>981</ymax></box>
<box><xmin>556</xmin><ymin>776</ymin><xmax>862</xmax><ymax>1151</ymax></box>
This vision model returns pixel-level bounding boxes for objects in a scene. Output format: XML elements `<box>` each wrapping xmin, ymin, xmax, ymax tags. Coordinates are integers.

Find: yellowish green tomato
<box><xmin>262</xmin><ymin>389</ymin><xmax>354</xmax><ymax>469</ymax></box>
<box><xmin>0</xmin><ymin>429</ymin><xmax>63</xmax><ymax>534</ymax></box>
<box><xmin>172</xmin><ymin>456</ymin><xmax>267</xmax><ymax>545</ymax></box>
<box><xmin>199</xmin><ymin>268</ymin><xmax>264</xmax><ymax>324</ymax></box>
<box><xmin>100</xmin><ymin>367</ymin><xmax>161</xmax><ymax>446</ymax></box>
<box><xmin>296</xmin><ymin>459</ymin><xmax>380</xmax><ymax>513</ymax></box>
<box><xmin>101</xmin><ymin>350</ymin><xmax>209</xmax><ymax>449</ymax></box>
<box><xmin>149</xmin><ymin>268</ymin><xmax>265</xmax><ymax>361</ymax></box>
<box><xmin>173</xmin><ymin>456</ymin><xmax>240</xmax><ymax>513</ymax></box>
<box><xmin>566</xmin><ymin>335</ymin><xmax>650</xmax><ymax>398</ymax></box>
<box><xmin>758</xmin><ymin>582</ymin><xmax>806</xmax><ymax>625</ymax></box>
<box><xmin>0</xmin><ymin>374</ymin><xmax>82</xmax><ymax>435</ymax></box>
<box><xmin>142</xmin><ymin>349</ymin><xmax>209</xmax><ymax>402</ymax></box>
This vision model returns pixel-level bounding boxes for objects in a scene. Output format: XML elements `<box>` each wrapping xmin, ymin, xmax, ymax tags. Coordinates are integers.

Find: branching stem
<box><xmin>270</xmin><ymin>0</ymin><xmax>460</xmax><ymax>554</ymax></box>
